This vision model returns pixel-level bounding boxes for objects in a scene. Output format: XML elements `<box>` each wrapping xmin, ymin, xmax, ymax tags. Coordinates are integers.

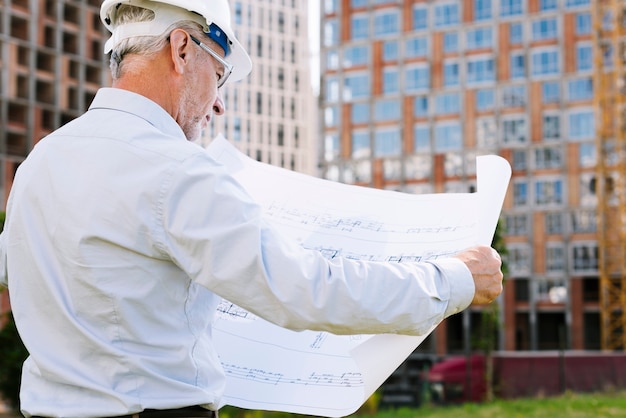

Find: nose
<box><xmin>213</xmin><ymin>93</ymin><xmax>225</xmax><ymax>115</ymax></box>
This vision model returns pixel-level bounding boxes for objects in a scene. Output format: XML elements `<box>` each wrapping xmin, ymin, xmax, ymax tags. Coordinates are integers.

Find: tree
<box><xmin>0</xmin><ymin>211</ymin><xmax>29</xmax><ymax>411</ymax></box>
<box><xmin>0</xmin><ymin>311</ymin><xmax>28</xmax><ymax>410</ymax></box>
<box><xmin>480</xmin><ymin>218</ymin><xmax>508</xmax><ymax>401</ymax></box>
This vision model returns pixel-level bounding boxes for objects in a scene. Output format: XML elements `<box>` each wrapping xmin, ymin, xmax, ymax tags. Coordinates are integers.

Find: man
<box><xmin>0</xmin><ymin>0</ymin><xmax>503</xmax><ymax>416</ymax></box>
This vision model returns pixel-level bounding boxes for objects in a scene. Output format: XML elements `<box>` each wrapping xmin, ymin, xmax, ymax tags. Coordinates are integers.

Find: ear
<box><xmin>168</xmin><ymin>29</ymin><xmax>193</xmax><ymax>75</ymax></box>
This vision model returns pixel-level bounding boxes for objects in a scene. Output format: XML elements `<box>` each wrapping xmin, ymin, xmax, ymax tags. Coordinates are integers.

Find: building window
<box><xmin>324</xmin><ymin>0</ymin><xmax>339</xmax><ymax>14</ymax></box>
<box><xmin>546</xmin><ymin>245</ymin><xmax>566</xmax><ymax>273</ymax></box>
<box><xmin>540</xmin><ymin>0</ymin><xmax>558</xmax><ymax>11</ymax></box>
<box><xmin>344</xmin><ymin>73</ymin><xmax>370</xmax><ymax>100</ymax></box>
<box><xmin>374</xmin><ymin>10</ymin><xmax>400</xmax><ymax>37</ymax></box>
<box><xmin>351</xmin><ymin>131</ymin><xmax>370</xmax><ymax>159</ymax></box>
<box><xmin>565</xmin><ymin>0</ymin><xmax>590</xmax><ymax>8</ymax></box>
<box><xmin>501</xmin><ymin>0</ymin><xmax>523</xmax><ymax>16</ymax></box>
<box><xmin>542</xmin><ymin>81</ymin><xmax>560</xmax><ymax>103</ymax></box>
<box><xmin>476</xmin><ymin>88</ymin><xmax>495</xmax><ymax>110</ymax></box>
<box><xmin>404</xmin><ymin>160</ymin><xmax>432</xmax><ymax>185</ymax></box>
<box><xmin>579</xmin><ymin>142</ymin><xmax>596</xmax><ymax>167</ymax></box>
<box><xmin>502</xmin><ymin>85</ymin><xmax>527</xmax><ymax>107</ymax></box>
<box><xmin>324</xmin><ymin>106</ymin><xmax>339</xmax><ymax>128</ymax></box>
<box><xmin>510</xmin><ymin>53</ymin><xmax>526</xmax><ymax>79</ymax></box>
<box><xmin>435</xmin><ymin>92</ymin><xmax>461</xmax><ymax>114</ymax></box>
<box><xmin>502</xmin><ymin>116</ymin><xmax>527</xmax><ymax>145</ymax></box>
<box><xmin>513</xmin><ymin>181</ymin><xmax>528</xmax><ymax>206</ymax></box>
<box><xmin>324</xmin><ymin>133</ymin><xmax>340</xmax><ymax>161</ymax></box>
<box><xmin>576</xmin><ymin>13</ymin><xmax>592</xmax><ymax>35</ymax></box>
<box><xmin>531</xmin><ymin>17</ymin><xmax>558</xmax><ymax>41</ymax></box>
<box><xmin>405</xmin><ymin>36</ymin><xmax>429</xmax><ymax>58</ymax></box>
<box><xmin>351</xmin><ymin>14</ymin><xmax>369</xmax><ymax>40</ymax></box>
<box><xmin>414</xmin><ymin>124</ymin><xmax>431</xmax><ymax>152</ymax></box>
<box><xmin>476</xmin><ymin>117</ymin><xmax>498</xmax><ymax>147</ymax></box>
<box><xmin>467</xmin><ymin>57</ymin><xmax>495</xmax><ymax>84</ymax></box>
<box><xmin>324</xmin><ymin>19</ymin><xmax>339</xmax><ymax>46</ymax></box>
<box><xmin>537</xmin><ymin>278</ymin><xmax>567</xmax><ymax>303</ymax></box>
<box><xmin>326</xmin><ymin>50</ymin><xmax>339</xmax><ymax>70</ymax></box>
<box><xmin>579</xmin><ymin>173</ymin><xmax>597</xmax><ymax>206</ymax></box>
<box><xmin>443</xmin><ymin>32</ymin><xmax>459</xmax><ymax>53</ymax></box>
<box><xmin>434</xmin><ymin>2</ymin><xmax>460</xmax><ymax>27</ymax></box>
<box><xmin>576</xmin><ymin>43</ymin><xmax>593</xmax><ymax>71</ymax></box>
<box><xmin>414</xmin><ymin>96</ymin><xmax>429</xmax><ymax>117</ymax></box>
<box><xmin>535</xmin><ymin>178</ymin><xmax>563</xmax><ymax>206</ymax></box>
<box><xmin>531</xmin><ymin>49</ymin><xmax>560</xmax><ymax>77</ymax></box>
<box><xmin>508</xmin><ymin>245</ymin><xmax>531</xmax><ymax>276</ymax></box>
<box><xmin>434</xmin><ymin>121</ymin><xmax>462</xmax><ymax>151</ymax></box>
<box><xmin>571</xmin><ymin>209</ymin><xmax>597</xmax><ymax>233</ymax></box>
<box><xmin>413</xmin><ymin>5</ymin><xmax>428</xmax><ymax>30</ymax></box>
<box><xmin>351</xmin><ymin>0</ymin><xmax>368</xmax><ymax>7</ymax></box>
<box><xmin>374</xmin><ymin>99</ymin><xmax>400</xmax><ymax>121</ymax></box>
<box><xmin>383</xmin><ymin>40</ymin><xmax>399</xmax><ymax>61</ymax></box>
<box><xmin>514</xmin><ymin>278</ymin><xmax>530</xmax><ymax>301</ymax></box>
<box><xmin>475</xmin><ymin>0</ymin><xmax>492</xmax><ymax>21</ymax></box>
<box><xmin>512</xmin><ymin>150</ymin><xmax>527</xmax><ymax>170</ymax></box>
<box><xmin>568</xmin><ymin>109</ymin><xmax>594</xmax><ymax>140</ymax></box>
<box><xmin>443</xmin><ymin>61</ymin><xmax>460</xmax><ymax>86</ymax></box>
<box><xmin>543</xmin><ymin>114</ymin><xmax>561</xmax><ymax>140</ymax></box>
<box><xmin>534</xmin><ymin>146</ymin><xmax>563</xmax><ymax>169</ymax></box>
<box><xmin>406</xmin><ymin>65</ymin><xmax>430</xmax><ymax>91</ymax></box>
<box><xmin>383</xmin><ymin>159</ymin><xmax>402</xmax><ymax>181</ymax></box>
<box><xmin>567</xmin><ymin>78</ymin><xmax>593</xmax><ymax>101</ymax></box>
<box><xmin>545</xmin><ymin>212</ymin><xmax>563</xmax><ymax>234</ymax></box>
<box><xmin>383</xmin><ymin>68</ymin><xmax>399</xmax><ymax>94</ymax></box>
<box><xmin>466</xmin><ymin>27</ymin><xmax>493</xmax><ymax>50</ymax></box>
<box><xmin>505</xmin><ymin>214</ymin><xmax>529</xmax><ymax>235</ymax></box>
<box><xmin>351</xmin><ymin>102</ymin><xmax>369</xmax><ymax>124</ymax></box>
<box><xmin>510</xmin><ymin>22</ymin><xmax>523</xmax><ymax>44</ymax></box>
<box><xmin>374</xmin><ymin>127</ymin><xmax>401</xmax><ymax>157</ymax></box>
<box><xmin>572</xmin><ymin>242</ymin><xmax>598</xmax><ymax>273</ymax></box>
<box><xmin>444</xmin><ymin>153</ymin><xmax>464</xmax><ymax>177</ymax></box>
<box><xmin>343</xmin><ymin>45</ymin><xmax>370</xmax><ymax>68</ymax></box>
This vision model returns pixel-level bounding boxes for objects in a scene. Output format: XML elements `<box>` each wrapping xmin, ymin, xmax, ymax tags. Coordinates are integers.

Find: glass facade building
<box><xmin>319</xmin><ymin>0</ymin><xmax>611</xmax><ymax>354</ymax></box>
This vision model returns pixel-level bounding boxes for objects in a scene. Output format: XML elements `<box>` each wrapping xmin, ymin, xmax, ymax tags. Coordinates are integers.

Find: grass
<box><xmin>218</xmin><ymin>390</ymin><xmax>626</xmax><ymax>418</ymax></box>
<box><xmin>2</xmin><ymin>391</ymin><xmax>625</xmax><ymax>418</ymax></box>
<box><xmin>363</xmin><ymin>391</ymin><xmax>626</xmax><ymax>418</ymax></box>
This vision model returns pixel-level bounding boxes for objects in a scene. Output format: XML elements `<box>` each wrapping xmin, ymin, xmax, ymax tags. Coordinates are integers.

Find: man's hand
<box><xmin>454</xmin><ymin>246</ymin><xmax>503</xmax><ymax>305</ymax></box>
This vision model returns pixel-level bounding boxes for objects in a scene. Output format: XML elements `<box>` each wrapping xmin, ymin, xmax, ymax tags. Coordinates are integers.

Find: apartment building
<box><xmin>319</xmin><ymin>0</ymin><xmax>608</xmax><ymax>355</ymax></box>
<box><xmin>0</xmin><ymin>0</ymin><xmax>108</xmax><ymax>313</ymax></box>
<box><xmin>201</xmin><ymin>0</ymin><xmax>318</xmax><ymax>176</ymax></box>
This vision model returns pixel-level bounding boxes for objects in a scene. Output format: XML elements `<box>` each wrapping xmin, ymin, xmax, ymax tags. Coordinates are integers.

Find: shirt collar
<box><xmin>89</xmin><ymin>88</ymin><xmax>186</xmax><ymax>140</ymax></box>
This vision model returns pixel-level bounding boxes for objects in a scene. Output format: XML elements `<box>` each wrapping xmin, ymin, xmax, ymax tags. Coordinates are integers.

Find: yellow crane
<box><xmin>592</xmin><ymin>0</ymin><xmax>626</xmax><ymax>350</ymax></box>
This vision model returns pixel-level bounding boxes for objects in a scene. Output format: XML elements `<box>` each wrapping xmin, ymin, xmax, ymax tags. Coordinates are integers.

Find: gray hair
<box><xmin>109</xmin><ymin>5</ymin><xmax>204</xmax><ymax>80</ymax></box>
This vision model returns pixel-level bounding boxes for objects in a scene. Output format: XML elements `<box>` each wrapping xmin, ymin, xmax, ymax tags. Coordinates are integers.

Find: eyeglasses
<box><xmin>189</xmin><ymin>34</ymin><xmax>233</xmax><ymax>88</ymax></box>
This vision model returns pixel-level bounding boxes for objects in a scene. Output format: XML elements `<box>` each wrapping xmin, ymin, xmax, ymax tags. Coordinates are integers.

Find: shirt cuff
<box><xmin>433</xmin><ymin>258</ymin><xmax>475</xmax><ymax>318</ymax></box>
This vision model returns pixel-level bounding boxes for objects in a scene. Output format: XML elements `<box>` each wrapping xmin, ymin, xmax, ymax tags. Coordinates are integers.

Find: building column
<box><xmin>435</xmin><ymin>321</ymin><xmax>448</xmax><ymax>356</ymax></box>
<box><xmin>503</xmin><ymin>279</ymin><xmax>516</xmax><ymax>350</ymax></box>
<box><xmin>570</xmin><ymin>278</ymin><xmax>584</xmax><ymax>349</ymax></box>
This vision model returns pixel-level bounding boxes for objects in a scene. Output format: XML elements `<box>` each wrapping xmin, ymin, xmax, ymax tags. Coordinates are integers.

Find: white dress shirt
<box><xmin>0</xmin><ymin>88</ymin><xmax>474</xmax><ymax>417</ymax></box>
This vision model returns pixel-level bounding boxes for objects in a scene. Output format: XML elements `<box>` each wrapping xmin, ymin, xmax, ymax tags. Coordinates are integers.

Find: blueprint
<box><xmin>205</xmin><ymin>135</ymin><xmax>511</xmax><ymax>417</ymax></box>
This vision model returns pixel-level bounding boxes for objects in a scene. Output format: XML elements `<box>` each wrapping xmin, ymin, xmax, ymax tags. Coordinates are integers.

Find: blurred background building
<box><xmin>199</xmin><ymin>0</ymin><xmax>318</xmax><ymax>176</ymax></box>
<box><xmin>0</xmin><ymin>0</ymin><xmax>108</xmax><ymax>313</ymax></box>
<box><xmin>1</xmin><ymin>0</ymin><xmax>624</xmax><ymax>359</ymax></box>
<box><xmin>318</xmin><ymin>0</ymin><xmax>626</xmax><ymax>355</ymax></box>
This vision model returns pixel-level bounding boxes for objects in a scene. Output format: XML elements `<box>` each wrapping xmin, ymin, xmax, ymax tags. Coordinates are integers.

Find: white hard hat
<box><xmin>100</xmin><ymin>0</ymin><xmax>252</xmax><ymax>83</ymax></box>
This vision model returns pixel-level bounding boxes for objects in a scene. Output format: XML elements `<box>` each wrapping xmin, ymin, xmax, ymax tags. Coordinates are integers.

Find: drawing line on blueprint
<box><xmin>216</xmin><ymin>300</ymin><xmax>257</xmax><ymax>322</ymax></box>
<box><xmin>265</xmin><ymin>201</ymin><xmax>473</xmax><ymax>236</ymax></box>
<box><xmin>222</xmin><ymin>363</ymin><xmax>364</xmax><ymax>388</ymax></box>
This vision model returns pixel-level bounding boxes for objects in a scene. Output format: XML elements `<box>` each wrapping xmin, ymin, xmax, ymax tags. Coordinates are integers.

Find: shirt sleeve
<box><xmin>159</xmin><ymin>154</ymin><xmax>477</xmax><ymax>337</ymax></box>
<box><xmin>0</xmin><ymin>232</ymin><xmax>7</xmax><ymax>289</ymax></box>
<box><xmin>428</xmin><ymin>258</ymin><xmax>475</xmax><ymax>318</ymax></box>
